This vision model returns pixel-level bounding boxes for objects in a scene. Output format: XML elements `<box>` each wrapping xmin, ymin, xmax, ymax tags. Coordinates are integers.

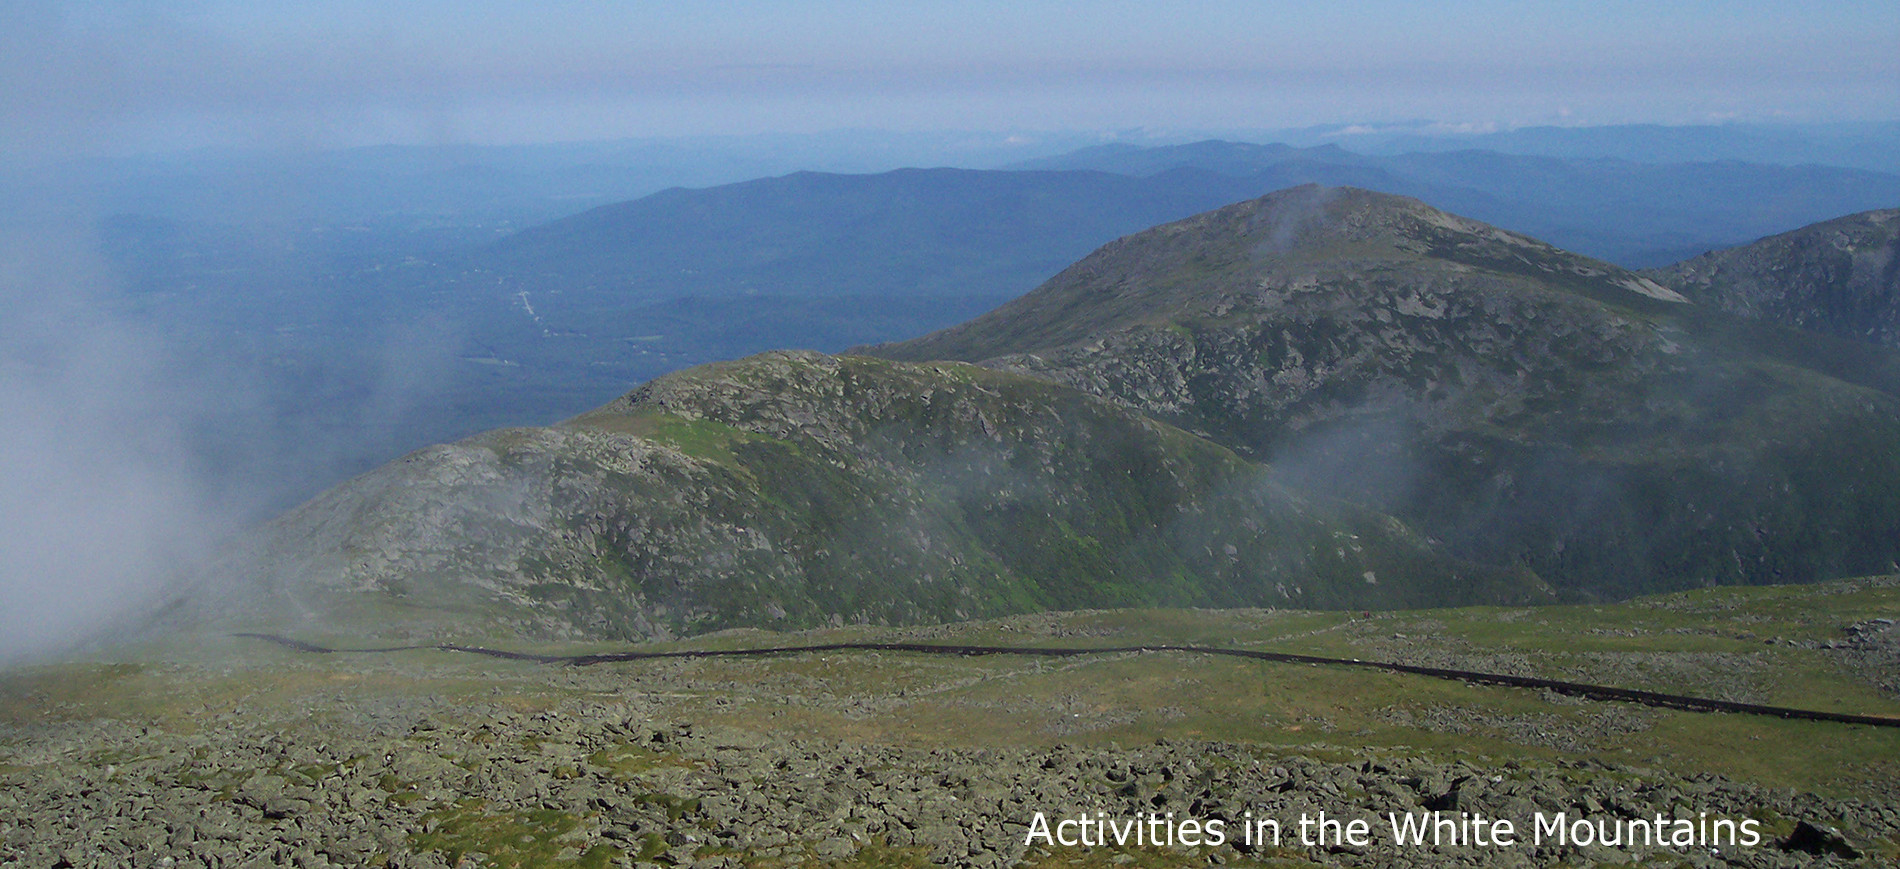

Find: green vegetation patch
<box><xmin>0</xmin><ymin>662</ymin><xmax>145</xmax><ymax>725</ymax></box>
<box><xmin>616</xmin><ymin>411</ymin><xmax>775</xmax><ymax>470</ymax></box>
<box><xmin>586</xmin><ymin>743</ymin><xmax>696</xmax><ymax>778</ymax></box>
<box><xmin>411</xmin><ymin>800</ymin><xmax>622</xmax><ymax>868</ymax></box>
<box><xmin>1021</xmin><ymin>843</ymin><xmax>1319</xmax><ymax>868</ymax></box>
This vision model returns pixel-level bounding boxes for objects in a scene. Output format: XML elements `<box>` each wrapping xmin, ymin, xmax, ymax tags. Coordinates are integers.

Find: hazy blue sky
<box><xmin>5</xmin><ymin>0</ymin><xmax>1897</xmax><ymax>160</ymax></box>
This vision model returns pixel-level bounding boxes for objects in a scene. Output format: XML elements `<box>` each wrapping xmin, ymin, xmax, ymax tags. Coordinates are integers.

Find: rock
<box><xmin>813</xmin><ymin>836</ymin><xmax>857</xmax><ymax>859</ymax></box>
<box><xmin>262</xmin><ymin>796</ymin><xmax>310</xmax><ymax>819</ymax></box>
<box><xmin>1781</xmin><ymin>819</ymin><xmax>1863</xmax><ymax>859</ymax></box>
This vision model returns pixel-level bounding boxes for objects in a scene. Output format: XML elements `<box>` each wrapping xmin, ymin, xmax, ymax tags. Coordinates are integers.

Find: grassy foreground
<box><xmin>2</xmin><ymin>577</ymin><xmax>1897</xmax><ymax>867</ymax></box>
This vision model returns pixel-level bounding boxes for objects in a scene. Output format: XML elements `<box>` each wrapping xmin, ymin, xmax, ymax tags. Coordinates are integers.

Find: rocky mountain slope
<box><xmin>1649</xmin><ymin>209</ymin><xmax>1900</xmax><ymax>348</ymax></box>
<box><xmin>222</xmin><ymin>351</ymin><xmax>1534</xmax><ymax>640</ymax></box>
<box><xmin>201</xmin><ymin>186</ymin><xmax>1900</xmax><ymax>641</ymax></box>
<box><xmin>868</xmin><ymin>186</ymin><xmax>1900</xmax><ymax>600</ymax></box>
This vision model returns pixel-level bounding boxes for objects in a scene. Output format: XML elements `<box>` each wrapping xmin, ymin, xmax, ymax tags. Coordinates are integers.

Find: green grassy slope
<box><xmin>9</xmin><ymin>579</ymin><xmax>1897</xmax><ymax>866</ymax></box>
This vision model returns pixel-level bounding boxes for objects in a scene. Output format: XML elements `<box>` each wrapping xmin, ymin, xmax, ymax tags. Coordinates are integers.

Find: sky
<box><xmin>4</xmin><ymin>0</ymin><xmax>1898</xmax><ymax>163</ymax></box>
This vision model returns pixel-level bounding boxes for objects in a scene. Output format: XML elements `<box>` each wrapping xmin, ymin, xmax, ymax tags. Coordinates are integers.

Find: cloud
<box><xmin>0</xmin><ymin>220</ymin><xmax>224</xmax><ymax>664</ymax></box>
<box><xmin>0</xmin><ymin>208</ymin><xmax>470</xmax><ymax>663</ymax></box>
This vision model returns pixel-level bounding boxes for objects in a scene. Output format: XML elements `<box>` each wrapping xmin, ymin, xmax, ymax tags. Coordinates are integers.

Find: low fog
<box><xmin>0</xmin><ymin>215</ymin><xmax>463</xmax><ymax>665</ymax></box>
<box><xmin>0</xmin><ymin>223</ymin><xmax>219</xmax><ymax>664</ymax></box>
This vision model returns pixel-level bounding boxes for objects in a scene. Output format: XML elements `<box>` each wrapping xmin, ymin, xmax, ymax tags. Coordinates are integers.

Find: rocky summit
<box><xmin>868</xmin><ymin>186</ymin><xmax>1900</xmax><ymax>601</ymax></box>
<box><xmin>1649</xmin><ymin>208</ymin><xmax>1900</xmax><ymax>349</ymax></box>
<box><xmin>217</xmin><ymin>351</ymin><xmax>1534</xmax><ymax>641</ymax></box>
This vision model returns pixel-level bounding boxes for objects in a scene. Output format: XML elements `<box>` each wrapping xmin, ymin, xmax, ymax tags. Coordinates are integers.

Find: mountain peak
<box><xmin>1650</xmin><ymin>207</ymin><xmax>1900</xmax><ymax>348</ymax></box>
<box><xmin>1178</xmin><ymin>183</ymin><xmax>1513</xmax><ymax>254</ymax></box>
<box><xmin>1189</xmin><ymin>185</ymin><xmax>1676</xmax><ymax>290</ymax></box>
<box><xmin>867</xmin><ymin>189</ymin><xmax>1900</xmax><ymax>602</ymax></box>
<box><xmin>867</xmin><ymin>185</ymin><xmax>1685</xmax><ymax>365</ymax></box>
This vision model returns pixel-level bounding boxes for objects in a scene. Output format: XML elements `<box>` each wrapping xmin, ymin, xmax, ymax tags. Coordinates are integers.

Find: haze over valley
<box><xmin>22</xmin><ymin>131</ymin><xmax>1900</xmax><ymax>516</ymax></box>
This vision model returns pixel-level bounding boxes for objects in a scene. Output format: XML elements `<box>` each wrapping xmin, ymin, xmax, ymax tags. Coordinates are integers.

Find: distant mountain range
<box><xmin>1264</xmin><ymin>120</ymin><xmax>1900</xmax><ymax>175</ymax></box>
<box><xmin>208</xmin><ymin>187</ymin><xmax>1900</xmax><ymax>640</ymax></box>
<box><xmin>469</xmin><ymin>140</ymin><xmax>1900</xmax><ymax>314</ymax></box>
<box><xmin>423</xmin><ymin>143</ymin><xmax>1900</xmax><ymax>434</ymax></box>
<box><xmin>78</xmin><ymin>138</ymin><xmax>1900</xmax><ymax>519</ymax></box>
<box><xmin>1005</xmin><ymin>140</ymin><xmax>1900</xmax><ymax>266</ymax></box>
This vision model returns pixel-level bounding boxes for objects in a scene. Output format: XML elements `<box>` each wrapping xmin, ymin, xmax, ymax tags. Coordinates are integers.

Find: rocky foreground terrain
<box><xmin>4</xmin><ymin>697</ymin><xmax>1891</xmax><ymax>868</ymax></box>
<box><xmin>5</xmin><ymin>579</ymin><xmax>1897</xmax><ymax>867</ymax></box>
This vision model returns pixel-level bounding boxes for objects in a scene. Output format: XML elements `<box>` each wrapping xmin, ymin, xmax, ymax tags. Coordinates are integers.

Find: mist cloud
<box><xmin>0</xmin><ymin>212</ymin><xmax>466</xmax><ymax>664</ymax></box>
<box><xmin>0</xmin><ymin>223</ymin><xmax>224</xmax><ymax>665</ymax></box>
